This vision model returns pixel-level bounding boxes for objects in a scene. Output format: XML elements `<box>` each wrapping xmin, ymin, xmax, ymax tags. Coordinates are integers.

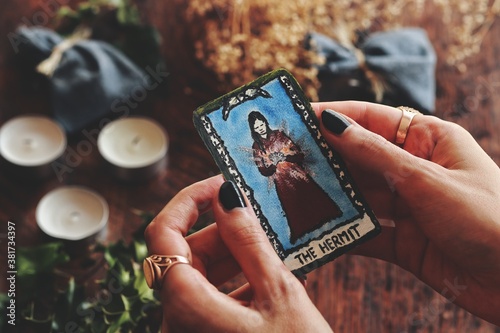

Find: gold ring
<box><xmin>395</xmin><ymin>106</ymin><xmax>421</xmax><ymax>145</ymax></box>
<box><xmin>143</xmin><ymin>255</ymin><xmax>191</xmax><ymax>290</ymax></box>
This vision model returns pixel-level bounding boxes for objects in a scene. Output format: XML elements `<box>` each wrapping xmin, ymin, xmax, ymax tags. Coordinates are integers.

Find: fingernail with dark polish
<box><xmin>219</xmin><ymin>181</ymin><xmax>247</xmax><ymax>210</ymax></box>
<box><xmin>321</xmin><ymin>109</ymin><xmax>351</xmax><ymax>135</ymax></box>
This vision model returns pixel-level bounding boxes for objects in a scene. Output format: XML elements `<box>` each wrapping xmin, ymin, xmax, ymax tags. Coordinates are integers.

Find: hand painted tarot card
<box><xmin>193</xmin><ymin>69</ymin><xmax>380</xmax><ymax>275</ymax></box>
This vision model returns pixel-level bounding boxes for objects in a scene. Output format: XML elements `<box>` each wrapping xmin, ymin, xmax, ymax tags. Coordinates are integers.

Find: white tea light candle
<box><xmin>0</xmin><ymin>115</ymin><xmax>66</xmax><ymax>178</ymax></box>
<box><xmin>36</xmin><ymin>186</ymin><xmax>109</xmax><ymax>241</ymax></box>
<box><xmin>98</xmin><ymin>117</ymin><xmax>168</xmax><ymax>181</ymax></box>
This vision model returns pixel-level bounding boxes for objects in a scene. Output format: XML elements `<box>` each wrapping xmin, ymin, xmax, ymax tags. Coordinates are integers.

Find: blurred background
<box><xmin>1</xmin><ymin>0</ymin><xmax>500</xmax><ymax>332</ymax></box>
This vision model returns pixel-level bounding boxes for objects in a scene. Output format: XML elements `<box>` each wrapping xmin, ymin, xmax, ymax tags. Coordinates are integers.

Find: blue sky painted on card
<box><xmin>207</xmin><ymin>78</ymin><xmax>359</xmax><ymax>251</ymax></box>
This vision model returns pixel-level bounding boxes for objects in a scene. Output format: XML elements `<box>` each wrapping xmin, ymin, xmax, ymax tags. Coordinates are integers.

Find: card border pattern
<box><xmin>193</xmin><ymin>69</ymin><xmax>380</xmax><ymax>275</ymax></box>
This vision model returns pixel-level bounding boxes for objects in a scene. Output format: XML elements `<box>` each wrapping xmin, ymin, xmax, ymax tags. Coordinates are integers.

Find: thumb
<box><xmin>213</xmin><ymin>181</ymin><xmax>299</xmax><ymax>301</ymax></box>
<box><xmin>320</xmin><ymin>109</ymin><xmax>427</xmax><ymax>195</ymax></box>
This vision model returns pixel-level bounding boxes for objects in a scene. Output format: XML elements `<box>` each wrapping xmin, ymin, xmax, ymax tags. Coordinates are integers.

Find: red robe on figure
<box><xmin>252</xmin><ymin>130</ymin><xmax>343</xmax><ymax>244</ymax></box>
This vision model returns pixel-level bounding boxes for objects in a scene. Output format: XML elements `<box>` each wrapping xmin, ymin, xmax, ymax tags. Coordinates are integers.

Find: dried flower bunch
<box><xmin>185</xmin><ymin>0</ymin><xmax>500</xmax><ymax>99</ymax></box>
<box><xmin>436</xmin><ymin>0</ymin><xmax>500</xmax><ymax>71</ymax></box>
<box><xmin>186</xmin><ymin>0</ymin><xmax>322</xmax><ymax>99</ymax></box>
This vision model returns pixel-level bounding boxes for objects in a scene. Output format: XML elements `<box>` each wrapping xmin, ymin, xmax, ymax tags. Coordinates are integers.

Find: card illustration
<box><xmin>193</xmin><ymin>69</ymin><xmax>380</xmax><ymax>275</ymax></box>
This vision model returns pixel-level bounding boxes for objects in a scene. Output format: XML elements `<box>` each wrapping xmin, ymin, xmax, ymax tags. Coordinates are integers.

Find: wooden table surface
<box><xmin>1</xmin><ymin>0</ymin><xmax>500</xmax><ymax>332</ymax></box>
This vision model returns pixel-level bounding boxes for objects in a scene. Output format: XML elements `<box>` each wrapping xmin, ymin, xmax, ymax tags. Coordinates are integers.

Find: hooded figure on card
<box><xmin>248</xmin><ymin>111</ymin><xmax>343</xmax><ymax>244</ymax></box>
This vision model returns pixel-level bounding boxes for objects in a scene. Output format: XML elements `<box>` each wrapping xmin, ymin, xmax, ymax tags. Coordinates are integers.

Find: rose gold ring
<box><xmin>395</xmin><ymin>106</ymin><xmax>421</xmax><ymax>145</ymax></box>
<box><xmin>143</xmin><ymin>255</ymin><xmax>191</xmax><ymax>290</ymax></box>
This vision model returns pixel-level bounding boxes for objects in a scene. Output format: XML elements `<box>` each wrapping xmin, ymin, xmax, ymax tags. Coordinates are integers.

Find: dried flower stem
<box><xmin>185</xmin><ymin>0</ymin><xmax>500</xmax><ymax>98</ymax></box>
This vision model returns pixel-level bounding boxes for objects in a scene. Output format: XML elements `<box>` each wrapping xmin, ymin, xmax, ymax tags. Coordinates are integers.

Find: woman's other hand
<box><xmin>313</xmin><ymin>101</ymin><xmax>500</xmax><ymax>325</ymax></box>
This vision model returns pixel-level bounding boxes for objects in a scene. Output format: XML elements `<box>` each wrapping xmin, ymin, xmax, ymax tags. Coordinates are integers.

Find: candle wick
<box><xmin>69</xmin><ymin>211</ymin><xmax>80</xmax><ymax>223</ymax></box>
<box><xmin>24</xmin><ymin>138</ymin><xmax>35</xmax><ymax>149</ymax></box>
<box><xmin>131</xmin><ymin>136</ymin><xmax>141</xmax><ymax>146</ymax></box>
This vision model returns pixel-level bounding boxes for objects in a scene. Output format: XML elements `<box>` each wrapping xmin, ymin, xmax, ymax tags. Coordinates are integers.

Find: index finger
<box><xmin>311</xmin><ymin>101</ymin><xmax>417</xmax><ymax>143</ymax></box>
<box><xmin>144</xmin><ymin>175</ymin><xmax>224</xmax><ymax>259</ymax></box>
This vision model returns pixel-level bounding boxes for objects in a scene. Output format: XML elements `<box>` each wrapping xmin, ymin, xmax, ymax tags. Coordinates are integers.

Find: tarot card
<box><xmin>193</xmin><ymin>69</ymin><xmax>380</xmax><ymax>275</ymax></box>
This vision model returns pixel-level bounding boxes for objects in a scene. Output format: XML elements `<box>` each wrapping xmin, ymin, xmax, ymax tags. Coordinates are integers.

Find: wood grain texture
<box><xmin>1</xmin><ymin>1</ymin><xmax>500</xmax><ymax>332</ymax></box>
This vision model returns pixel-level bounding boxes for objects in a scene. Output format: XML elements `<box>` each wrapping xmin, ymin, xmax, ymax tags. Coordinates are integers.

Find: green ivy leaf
<box><xmin>57</xmin><ymin>6</ymin><xmax>77</xmax><ymax>19</ymax></box>
<box><xmin>14</xmin><ymin>213</ymin><xmax>160</xmax><ymax>332</ymax></box>
<box><xmin>105</xmin><ymin>311</ymin><xmax>134</xmax><ymax>332</ymax></box>
<box><xmin>17</xmin><ymin>242</ymin><xmax>70</xmax><ymax>304</ymax></box>
<box><xmin>133</xmin><ymin>240</ymin><xmax>148</xmax><ymax>262</ymax></box>
<box><xmin>18</xmin><ymin>242</ymin><xmax>69</xmax><ymax>277</ymax></box>
<box><xmin>116</xmin><ymin>0</ymin><xmax>140</xmax><ymax>25</ymax></box>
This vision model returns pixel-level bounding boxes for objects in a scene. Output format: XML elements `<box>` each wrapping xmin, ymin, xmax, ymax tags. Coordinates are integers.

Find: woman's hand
<box><xmin>313</xmin><ymin>101</ymin><xmax>500</xmax><ymax>325</ymax></box>
<box><xmin>144</xmin><ymin>176</ymin><xmax>332</xmax><ymax>333</ymax></box>
<box><xmin>269</xmin><ymin>151</ymin><xmax>286</xmax><ymax>164</ymax></box>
